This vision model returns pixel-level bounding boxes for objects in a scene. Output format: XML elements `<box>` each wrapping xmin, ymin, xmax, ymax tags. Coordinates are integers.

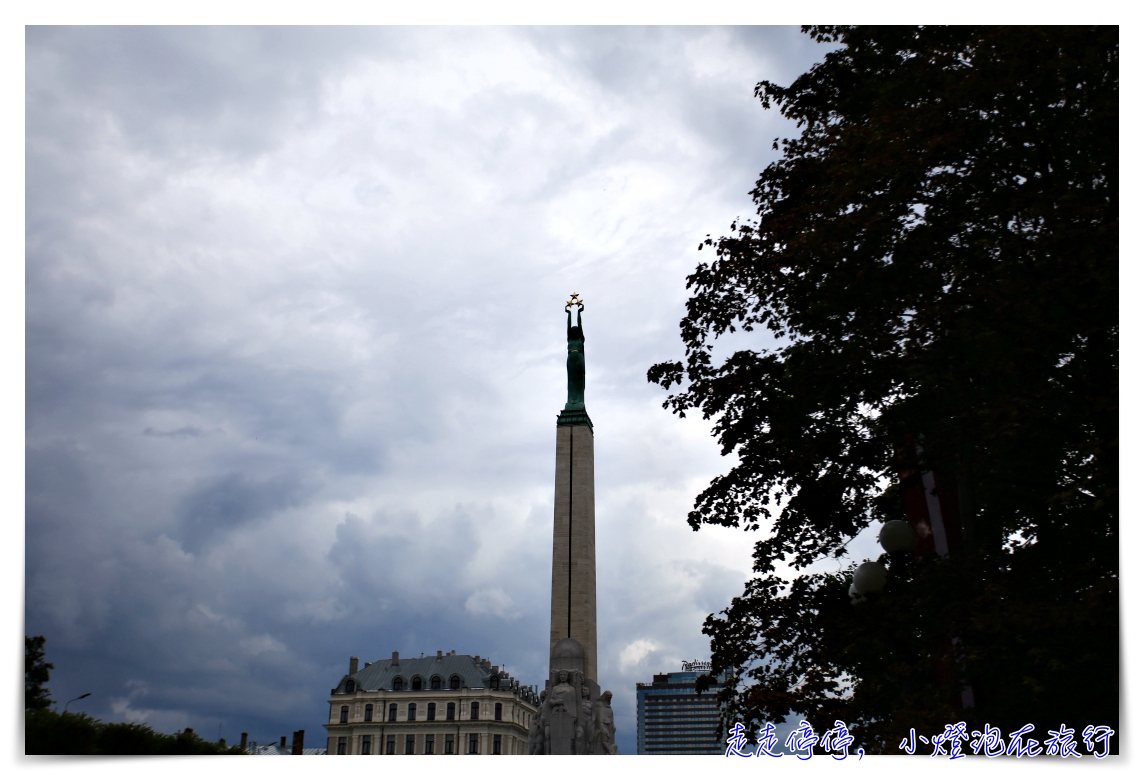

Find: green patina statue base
<box><xmin>557</xmin><ymin>407</ymin><xmax>593</xmax><ymax>428</ymax></box>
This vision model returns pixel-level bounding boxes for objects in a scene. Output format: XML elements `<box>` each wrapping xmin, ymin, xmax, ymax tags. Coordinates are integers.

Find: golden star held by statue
<box><xmin>566</xmin><ymin>292</ymin><xmax>584</xmax><ymax>309</ymax></box>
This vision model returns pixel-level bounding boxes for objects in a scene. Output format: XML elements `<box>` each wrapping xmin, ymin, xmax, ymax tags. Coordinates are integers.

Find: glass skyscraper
<box><xmin>636</xmin><ymin>668</ymin><xmax>725</xmax><ymax>755</ymax></box>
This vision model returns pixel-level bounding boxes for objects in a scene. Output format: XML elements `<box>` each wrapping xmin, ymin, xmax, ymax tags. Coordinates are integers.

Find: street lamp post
<box><xmin>64</xmin><ymin>693</ymin><xmax>91</xmax><ymax>712</ymax></box>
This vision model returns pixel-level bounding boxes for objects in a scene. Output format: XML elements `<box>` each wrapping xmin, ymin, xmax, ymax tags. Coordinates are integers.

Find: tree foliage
<box><xmin>25</xmin><ymin>709</ymin><xmax>245</xmax><ymax>755</ymax></box>
<box><xmin>649</xmin><ymin>26</ymin><xmax>1117</xmax><ymax>752</ymax></box>
<box><xmin>25</xmin><ymin>635</ymin><xmax>54</xmax><ymax>711</ymax></box>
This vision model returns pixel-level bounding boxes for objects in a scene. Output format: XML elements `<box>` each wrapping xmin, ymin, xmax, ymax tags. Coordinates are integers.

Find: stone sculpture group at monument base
<box><xmin>527</xmin><ymin>638</ymin><xmax>617</xmax><ymax>755</ymax></box>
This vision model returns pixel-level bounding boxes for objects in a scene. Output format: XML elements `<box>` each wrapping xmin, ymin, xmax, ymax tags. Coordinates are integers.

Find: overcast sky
<box><xmin>25</xmin><ymin>26</ymin><xmax>843</xmax><ymax>754</ymax></box>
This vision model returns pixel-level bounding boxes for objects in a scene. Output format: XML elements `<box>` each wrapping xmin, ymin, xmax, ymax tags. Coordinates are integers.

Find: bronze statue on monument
<box><xmin>565</xmin><ymin>293</ymin><xmax>586</xmax><ymax>410</ymax></box>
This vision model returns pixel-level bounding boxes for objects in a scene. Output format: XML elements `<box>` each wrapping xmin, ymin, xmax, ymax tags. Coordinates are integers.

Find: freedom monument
<box><xmin>527</xmin><ymin>294</ymin><xmax>618</xmax><ymax>755</ymax></box>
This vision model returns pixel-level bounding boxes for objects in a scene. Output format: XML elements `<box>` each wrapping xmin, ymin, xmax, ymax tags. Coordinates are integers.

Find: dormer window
<box><xmin>345</xmin><ymin>680</ymin><xmax>355</xmax><ymax>694</ymax></box>
<box><xmin>490</xmin><ymin>677</ymin><xmax>499</xmax><ymax>690</ymax></box>
<box><xmin>412</xmin><ymin>676</ymin><xmax>423</xmax><ymax>691</ymax></box>
<box><xmin>449</xmin><ymin>674</ymin><xmax>461</xmax><ymax>690</ymax></box>
<box><xmin>393</xmin><ymin>677</ymin><xmax>405</xmax><ymax>691</ymax></box>
<box><xmin>431</xmin><ymin>675</ymin><xmax>442</xmax><ymax>690</ymax></box>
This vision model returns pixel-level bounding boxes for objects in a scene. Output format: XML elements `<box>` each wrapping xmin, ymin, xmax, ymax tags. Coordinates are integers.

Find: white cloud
<box><xmin>239</xmin><ymin>634</ymin><xmax>289</xmax><ymax>656</ymax></box>
<box><xmin>618</xmin><ymin>639</ymin><xmax>658</xmax><ymax>672</ymax></box>
<box><xmin>464</xmin><ymin>587</ymin><xmax>521</xmax><ymax>620</ymax></box>
<box><xmin>109</xmin><ymin>681</ymin><xmax>191</xmax><ymax>734</ymax></box>
<box><xmin>107</xmin><ymin>702</ymin><xmax>194</xmax><ymax>736</ymax></box>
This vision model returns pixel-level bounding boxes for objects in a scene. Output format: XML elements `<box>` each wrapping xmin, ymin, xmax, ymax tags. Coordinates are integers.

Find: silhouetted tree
<box><xmin>25</xmin><ymin>709</ymin><xmax>245</xmax><ymax>755</ymax></box>
<box><xmin>650</xmin><ymin>25</ymin><xmax>1117</xmax><ymax>753</ymax></box>
<box><xmin>25</xmin><ymin>635</ymin><xmax>54</xmax><ymax>711</ymax></box>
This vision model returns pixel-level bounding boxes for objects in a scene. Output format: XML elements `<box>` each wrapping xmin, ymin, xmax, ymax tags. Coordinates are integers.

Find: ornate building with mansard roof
<box><xmin>324</xmin><ymin>650</ymin><xmax>541</xmax><ymax>756</ymax></box>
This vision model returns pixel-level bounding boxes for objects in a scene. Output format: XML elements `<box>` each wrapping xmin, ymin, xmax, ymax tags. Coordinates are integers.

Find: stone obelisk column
<box><xmin>550</xmin><ymin>294</ymin><xmax>598</xmax><ymax>684</ymax></box>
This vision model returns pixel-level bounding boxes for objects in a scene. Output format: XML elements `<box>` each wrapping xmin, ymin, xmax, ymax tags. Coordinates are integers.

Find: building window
<box><xmin>393</xmin><ymin>677</ymin><xmax>404</xmax><ymax>691</ymax></box>
<box><xmin>445</xmin><ymin>735</ymin><xmax>455</xmax><ymax>755</ymax></box>
<box><xmin>492</xmin><ymin>734</ymin><xmax>501</xmax><ymax>755</ymax></box>
<box><xmin>339</xmin><ymin>706</ymin><xmax>349</xmax><ymax>724</ymax></box>
<box><xmin>345</xmin><ymin>680</ymin><xmax>355</xmax><ymax>693</ymax></box>
<box><xmin>431</xmin><ymin>675</ymin><xmax>442</xmax><ymax>690</ymax></box>
<box><xmin>388</xmin><ymin>703</ymin><xmax>397</xmax><ymax>721</ymax></box>
<box><xmin>408</xmin><ymin>702</ymin><xmax>417</xmax><ymax>721</ymax></box>
<box><xmin>470</xmin><ymin>701</ymin><xmax>480</xmax><ymax>720</ymax></box>
<box><xmin>364</xmin><ymin>703</ymin><xmax>373</xmax><ymax>722</ymax></box>
<box><xmin>494</xmin><ymin>703</ymin><xmax>502</xmax><ymax>721</ymax></box>
<box><xmin>425</xmin><ymin>735</ymin><xmax>435</xmax><ymax>754</ymax></box>
<box><xmin>362</xmin><ymin>735</ymin><xmax>372</xmax><ymax>755</ymax></box>
<box><xmin>405</xmin><ymin>735</ymin><xmax>416</xmax><ymax>755</ymax></box>
<box><xmin>468</xmin><ymin>733</ymin><xmax>479</xmax><ymax>754</ymax></box>
<box><xmin>491</xmin><ymin>676</ymin><xmax>499</xmax><ymax>690</ymax></box>
<box><xmin>386</xmin><ymin>735</ymin><xmax>395</xmax><ymax>755</ymax></box>
<box><xmin>337</xmin><ymin>736</ymin><xmax>347</xmax><ymax>755</ymax></box>
<box><xmin>446</xmin><ymin>702</ymin><xmax>456</xmax><ymax>721</ymax></box>
<box><xmin>450</xmin><ymin>674</ymin><xmax>461</xmax><ymax>690</ymax></box>
<box><xmin>412</xmin><ymin>676</ymin><xmax>423</xmax><ymax>691</ymax></box>
<box><xmin>427</xmin><ymin>702</ymin><xmax>436</xmax><ymax>721</ymax></box>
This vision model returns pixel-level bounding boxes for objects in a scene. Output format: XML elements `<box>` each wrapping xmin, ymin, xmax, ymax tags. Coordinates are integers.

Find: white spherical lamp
<box><xmin>852</xmin><ymin>561</ymin><xmax>887</xmax><ymax>594</ymax></box>
<box><xmin>848</xmin><ymin>581</ymin><xmax>867</xmax><ymax>604</ymax></box>
<box><xmin>878</xmin><ymin>520</ymin><xmax>917</xmax><ymax>554</ymax></box>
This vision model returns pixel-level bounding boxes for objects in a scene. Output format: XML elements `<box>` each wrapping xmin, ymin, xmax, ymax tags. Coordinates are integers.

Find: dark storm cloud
<box><xmin>175</xmin><ymin>472</ymin><xmax>316</xmax><ymax>554</ymax></box>
<box><xmin>25</xmin><ymin>26</ymin><xmax>828</xmax><ymax>753</ymax></box>
<box><xmin>329</xmin><ymin>509</ymin><xmax>482</xmax><ymax>605</ymax></box>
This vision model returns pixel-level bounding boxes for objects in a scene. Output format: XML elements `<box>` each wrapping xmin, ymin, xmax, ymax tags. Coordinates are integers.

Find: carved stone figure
<box><xmin>576</xmin><ymin>684</ymin><xmax>595</xmax><ymax>754</ymax></box>
<box><xmin>593</xmin><ymin>690</ymin><xmax>617</xmax><ymax>755</ymax></box>
<box><xmin>543</xmin><ymin>690</ymin><xmax>554</xmax><ymax>754</ymax></box>
<box><xmin>547</xmin><ymin>670</ymin><xmax>577</xmax><ymax>754</ymax></box>
<box><xmin>550</xmin><ymin>670</ymin><xmax>574</xmax><ymax>713</ymax></box>
<box><xmin>528</xmin><ymin>691</ymin><xmax>546</xmax><ymax>755</ymax></box>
